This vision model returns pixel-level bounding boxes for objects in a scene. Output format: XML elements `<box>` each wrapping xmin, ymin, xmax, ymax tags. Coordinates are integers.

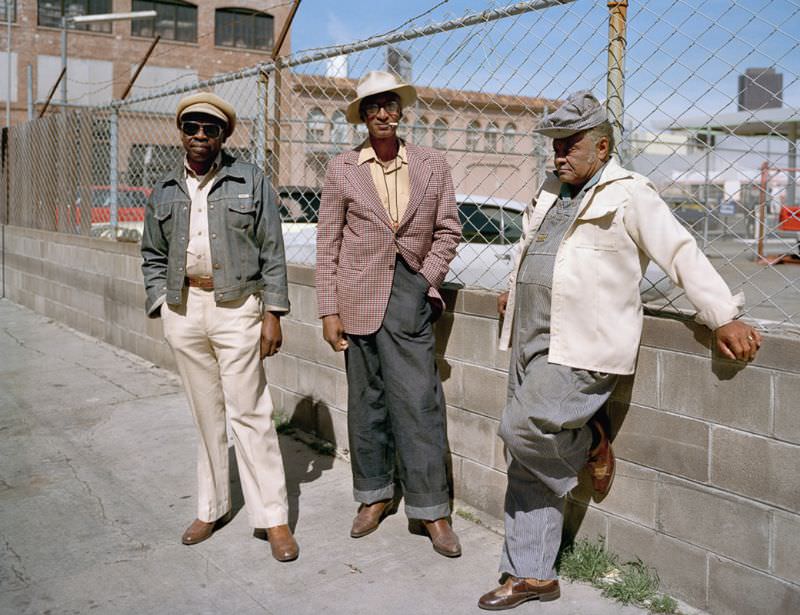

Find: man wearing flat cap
<box><xmin>316</xmin><ymin>70</ymin><xmax>462</xmax><ymax>556</ymax></box>
<box><xmin>478</xmin><ymin>90</ymin><xmax>762</xmax><ymax>609</ymax></box>
<box><xmin>141</xmin><ymin>91</ymin><xmax>299</xmax><ymax>562</ymax></box>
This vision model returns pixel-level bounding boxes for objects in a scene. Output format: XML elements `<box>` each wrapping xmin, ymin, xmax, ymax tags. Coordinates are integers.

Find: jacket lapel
<box><xmin>343</xmin><ymin>151</ymin><xmax>395</xmax><ymax>230</ymax></box>
<box><xmin>399</xmin><ymin>144</ymin><xmax>432</xmax><ymax>229</ymax></box>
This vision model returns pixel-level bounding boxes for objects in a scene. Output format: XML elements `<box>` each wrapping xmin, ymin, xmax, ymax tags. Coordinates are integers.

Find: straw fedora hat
<box><xmin>345</xmin><ymin>70</ymin><xmax>417</xmax><ymax>124</ymax></box>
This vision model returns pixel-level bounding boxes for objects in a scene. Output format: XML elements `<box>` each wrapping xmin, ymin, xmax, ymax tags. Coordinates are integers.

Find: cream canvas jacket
<box><xmin>498</xmin><ymin>158</ymin><xmax>743</xmax><ymax>375</ymax></box>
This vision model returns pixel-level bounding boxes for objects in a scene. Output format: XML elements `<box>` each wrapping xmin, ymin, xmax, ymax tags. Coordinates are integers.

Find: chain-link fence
<box><xmin>3</xmin><ymin>0</ymin><xmax>800</xmax><ymax>332</ymax></box>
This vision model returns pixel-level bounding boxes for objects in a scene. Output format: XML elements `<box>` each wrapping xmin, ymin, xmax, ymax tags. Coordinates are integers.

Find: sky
<box><xmin>284</xmin><ymin>0</ymin><xmax>800</xmax><ymax>130</ymax></box>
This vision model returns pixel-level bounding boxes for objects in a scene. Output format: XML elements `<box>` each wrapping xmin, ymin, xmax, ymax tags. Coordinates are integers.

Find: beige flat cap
<box><xmin>176</xmin><ymin>92</ymin><xmax>237</xmax><ymax>137</ymax></box>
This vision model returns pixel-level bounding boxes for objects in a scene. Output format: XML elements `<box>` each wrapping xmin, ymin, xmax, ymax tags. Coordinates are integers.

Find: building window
<box><xmin>331</xmin><ymin>111</ymin><xmax>348</xmax><ymax>146</ymax></box>
<box><xmin>432</xmin><ymin>118</ymin><xmax>447</xmax><ymax>150</ymax></box>
<box><xmin>215</xmin><ymin>8</ymin><xmax>273</xmax><ymax>51</ymax></box>
<box><xmin>306</xmin><ymin>108</ymin><xmax>327</xmax><ymax>144</ymax></box>
<box><xmin>466</xmin><ymin>120</ymin><xmax>481</xmax><ymax>151</ymax></box>
<box><xmin>1</xmin><ymin>1</ymin><xmax>17</xmax><ymax>23</ymax></box>
<box><xmin>502</xmin><ymin>122</ymin><xmax>516</xmax><ymax>153</ymax></box>
<box><xmin>38</xmin><ymin>1</ymin><xmax>112</xmax><ymax>32</ymax></box>
<box><xmin>132</xmin><ymin>1</ymin><xmax>197</xmax><ymax>43</ymax></box>
<box><xmin>412</xmin><ymin>116</ymin><xmax>429</xmax><ymax>146</ymax></box>
<box><xmin>485</xmin><ymin>121</ymin><xmax>499</xmax><ymax>153</ymax></box>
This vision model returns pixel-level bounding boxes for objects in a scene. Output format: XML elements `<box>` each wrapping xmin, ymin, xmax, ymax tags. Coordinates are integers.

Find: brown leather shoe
<box><xmin>423</xmin><ymin>518</ymin><xmax>462</xmax><ymax>558</ymax></box>
<box><xmin>478</xmin><ymin>576</ymin><xmax>560</xmax><ymax>610</ymax></box>
<box><xmin>181</xmin><ymin>513</ymin><xmax>230</xmax><ymax>546</ymax></box>
<box><xmin>350</xmin><ymin>500</ymin><xmax>391</xmax><ymax>538</ymax></box>
<box><xmin>266</xmin><ymin>524</ymin><xmax>299</xmax><ymax>562</ymax></box>
<box><xmin>587</xmin><ymin>419</ymin><xmax>615</xmax><ymax>501</ymax></box>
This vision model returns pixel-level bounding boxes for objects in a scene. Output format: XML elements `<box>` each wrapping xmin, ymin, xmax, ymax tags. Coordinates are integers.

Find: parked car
<box><xmin>280</xmin><ymin>191</ymin><xmax>675</xmax><ymax>301</ymax></box>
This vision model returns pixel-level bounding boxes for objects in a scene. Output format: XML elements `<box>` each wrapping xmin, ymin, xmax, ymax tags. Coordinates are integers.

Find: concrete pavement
<box><xmin>0</xmin><ymin>299</ymin><xmax>651</xmax><ymax>615</ymax></box>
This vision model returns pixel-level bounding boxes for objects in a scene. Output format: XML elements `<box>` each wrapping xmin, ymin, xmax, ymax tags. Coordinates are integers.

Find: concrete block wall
<box><xmin>3</xmin><ymin>225</ymin><xmax>799</xmax><ymax>613</ymax></box>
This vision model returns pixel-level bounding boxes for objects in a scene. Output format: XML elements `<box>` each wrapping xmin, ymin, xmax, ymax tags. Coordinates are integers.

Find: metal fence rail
<box><xmin>3</xmin><ymin>0</ymin><xmax>800</xmax><ymax>333</ymax></box>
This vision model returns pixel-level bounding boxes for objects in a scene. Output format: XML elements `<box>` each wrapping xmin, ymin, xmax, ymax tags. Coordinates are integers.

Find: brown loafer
<box><xmin>587</xmin><ymin>419</ymin><xmax>615</xmax><ymax>501</ymax></box>
<box><xmin>478</xmin><ymin>576</ymin><xmax>560</xmax><ymax>610</ymax></box>
<box><xmin>266</xmin><ymin>524</ymin><xmax>298</xmax><ymax>562</ymax></box>
<box><xmin>181</xmin><ymin>513</ymin><xmax>230</xmax><ymax>546</ymax></box>
<box><xmin>350</xmin><ymin>500</ymin><xmax>392</xmax><ymax>538</ymax></box>
<box><xmin>423</xmin><ymin>518</ymin><xmax>462</xmax><ymax>558</ymax></box>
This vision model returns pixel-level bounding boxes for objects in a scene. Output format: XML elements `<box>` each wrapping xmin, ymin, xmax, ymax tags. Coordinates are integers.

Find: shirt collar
<box><xmin>357</xmin><ymin>139</ymin><xmax>407</xmax><ymax>167</ymax></box>
<box><xmin>184</xmin><ymin>152</ymin><xmax>222</xmax><ymax>180</ymax></box>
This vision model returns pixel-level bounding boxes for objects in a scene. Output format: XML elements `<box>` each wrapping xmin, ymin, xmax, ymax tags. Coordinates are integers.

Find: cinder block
<box><xmin>440</xmin><ymin>312</ymin><xmax>498</xmax><ymax>366</ymax></box>
<box><xmin>295</xmin><ymin>360</ymin><xmax>339</xmax><ymax>407</ymax></box>
<box><xmin>640</xmin><ymin>314</ymin><xmax>712</xmax><ymax>357</ymax></box>
<box><xmin>265</xmin><ymin>353</ymin><xmax>298</xmax><ymax>391</ymax></box>
<box><xmin>593</xmin><ymin>460</ymin><xmax>657</xmax><ymax>528</ymax></box>
<box><xmin>708</xmin><ymin>555</ymin><xmax>800</xmax><ymax>615</ymax></box>
<box><xmin>286</xmin><ymin>263</ymin><xmax>315</xmax><ymax>287</ymax></box>
<box><xmin>710</xmin><ymin>426</ymin><xmax>800</xmax><ymax>511</ymax></box>
<box><xmin>460</xmin><ymin>363</ymin><xmax>506</xmax><ymax>420</ymax></box>
<box><xmin>606</xmin><ymin>516</ymin><xmax>708</xmax><ymax>608</ymax></box>
<box><xmin>657</xmin><ymin>476</ymin><xmax>770</xmax><ymax>569</ymax></box>
<box><xmin>660</xmin><ymin>352</ymin><xmax>771</xmax><ymax>434</ymax></box>
<box><xmin>775</xmin><ymin>373</ymin><xmax>800</xmax><ymax>445</ymax></box>
<box><xmin>563</xmin><ymin>500</ymin><xmax>609</xmax><ymax>544</ymax></box>
<box><xmin>445</xmin><ymin>406</ymin><xmax>499</xmax><ymax>469</ymax></box>
<box><xmin>748</xmin><ymin>332</ymin><xmax>800</xmax><ymax>374</ymax></box>
<box><xmin>287</xmin><ymin>283</ymin><xmax>319</xmax><ymax>323</ymax></box>
<box><xmin>612</xmin><ymin>347</ymin><xmax>658</xmax><ymax>408</ymax></box>
<box><xmin>437</xmin><ymin>358</ymin><xmax>463</xmax><ymax>408</ymax></box>
<box><xmin>455</xmin><ymin>457</ymin><xmax>506</xmax><ymax>520</ymax></box>
<box><xmin>461</xmin><ymin>288</ymin><xmax>500</xmax><ymax>318</ymax></box>
<box><xmin>774</xmin><ymin>511</ymin><xmax>800</xmax><ymax>585</ymax></box>
<box><xmin>613</xmin><ymin>403</ymin><xmax>709</xmax><ymax>482</ymax></box>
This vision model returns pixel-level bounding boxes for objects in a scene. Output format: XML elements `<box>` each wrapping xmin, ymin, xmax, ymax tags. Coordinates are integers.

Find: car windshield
<box><xmin>459</xmin><ymin>202</ymin><xmax>523</xmax><ymax>244</ymax></box>
<box><xmin>279</xmin><ymin>190</ymin><xmax>320</xmax><ymax>223</ymax></box>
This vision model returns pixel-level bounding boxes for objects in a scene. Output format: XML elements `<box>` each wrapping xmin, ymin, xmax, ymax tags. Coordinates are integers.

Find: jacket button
<box><xmin>213</xmin><ymin>263</ymin><xmax>221</xmax><ymax>269</ymax></box>
<box><xmin>209</xmin><ymin>204</ymin><xmax>215</xmax><ymax>209</ymax></box>
<box><xmin>211</xmin><ymin>233</ymin><xmax>217</xmax><ymax>239</ymax></box>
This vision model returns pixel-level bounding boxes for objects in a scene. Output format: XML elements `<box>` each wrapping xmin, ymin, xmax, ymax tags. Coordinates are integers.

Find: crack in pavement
<box><xmin>2</xmin><ymin>535</ymin><xmax>30</xmax><ymax>586</ymax></box>
<box><xmin>61</xmin><ymin>454</ymin><xmax>149</xmax><ymax>554</ymax></box>
<box><xmin>2</xmin><ymin>328</ymin><xmax>46</xmax><ymax>354</ymax></box>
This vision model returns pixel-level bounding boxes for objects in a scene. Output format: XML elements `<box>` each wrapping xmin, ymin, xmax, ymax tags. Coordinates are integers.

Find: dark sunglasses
<box><xmin>181</xmin><ymin>121</ymin><xmax>224</xmax><ymax>139</ymax></box>
<box><xmin>363</xmin><ymin>100</ymin><xmax>401</xmax><ymax>117</ymax></box>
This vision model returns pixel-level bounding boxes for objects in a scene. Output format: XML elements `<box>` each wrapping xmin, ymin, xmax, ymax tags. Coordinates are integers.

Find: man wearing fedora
<box><xmin>141</xmin><ymin>92</ymin><xmax>299</xmax><ymax>562</ymax></box>
<box><xmin>477</xmin><ymin>90</ymin><xmax>762</xmax><ymax>610</ymax></box>
<box><xmin>316</xmin><ymin>71</ymin><xmax>462</xmax><ymax>556</ymax></box>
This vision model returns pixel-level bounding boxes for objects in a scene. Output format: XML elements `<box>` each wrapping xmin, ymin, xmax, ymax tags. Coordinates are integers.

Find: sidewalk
<box><xmin>0</xmin><ymin>299</ymin><xmax>649</xmax><ymax>615</ymax></box>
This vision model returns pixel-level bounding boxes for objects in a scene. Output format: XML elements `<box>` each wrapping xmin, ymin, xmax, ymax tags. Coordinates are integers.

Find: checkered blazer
<box><xmin>315</xmin><ymin>142</ymin><xmax>461</xmax><ymax>335</ymax></box>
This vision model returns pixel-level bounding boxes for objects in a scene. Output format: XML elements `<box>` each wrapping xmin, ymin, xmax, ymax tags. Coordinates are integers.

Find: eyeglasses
<box><xmin>363</xmin><ymin>100</ymin><xmax>401</xmax><ymax>117</ymax></box>
<box><xmin>181</xmin><ymin>121</ymin><xmax>224</xmax><ymax>139</ymax></box>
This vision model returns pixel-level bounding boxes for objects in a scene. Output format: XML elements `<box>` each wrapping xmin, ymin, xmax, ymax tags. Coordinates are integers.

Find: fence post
<box><xmin>109</xmin><ymin>107</ymin><xmax>119</xmax><ymax>235</ymax></box>
<box><xmin>267</xmin><ymin>68</ymin><xmax>281</xmax><ymax>184</ymax></box>
<box><xmin>606</xmin><ymin>0</ymin><xmax>628</xmax><ymax>160</ymax></box>
<box><xmin>757</xmin><ymin>161</ymin><xmax>768</xmax><ymax>261</ymax></box>
<box><xmin>256</xmin><ymin>70</ymin><xmax>267</xmax><ymax>172</ymax></box>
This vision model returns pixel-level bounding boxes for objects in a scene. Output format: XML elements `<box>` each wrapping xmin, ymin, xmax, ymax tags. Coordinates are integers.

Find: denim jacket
<box><xmin>141</xmin><ymin>152</ymin><xmax>289</xmax><ymax>317</ymax></box>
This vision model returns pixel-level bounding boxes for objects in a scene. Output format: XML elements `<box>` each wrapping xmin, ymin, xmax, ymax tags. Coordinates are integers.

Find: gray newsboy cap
<box><xmin>533</xmin><ymin>90</ymin><xmax>608</xmax><ymax>138</ymax></box>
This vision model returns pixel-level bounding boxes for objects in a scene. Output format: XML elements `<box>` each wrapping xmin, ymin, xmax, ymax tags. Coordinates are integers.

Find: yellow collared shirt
<box><xmin>357</xmin><ymin>140</ymin><xmax>410</xmax><ymax>230</ymax></box>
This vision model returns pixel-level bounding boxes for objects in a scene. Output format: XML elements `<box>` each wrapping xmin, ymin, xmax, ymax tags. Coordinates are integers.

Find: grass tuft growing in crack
<box><xmin>558</xmin><ymin>538</ymin><xmax>681</xmax><ymax>614</ymax></box>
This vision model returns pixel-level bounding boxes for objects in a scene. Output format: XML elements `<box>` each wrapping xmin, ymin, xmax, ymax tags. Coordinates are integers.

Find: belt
<box><xmin>185</xmin><ymin>276</ymin><xmax>214</xmax><ymax>290</ymax></box>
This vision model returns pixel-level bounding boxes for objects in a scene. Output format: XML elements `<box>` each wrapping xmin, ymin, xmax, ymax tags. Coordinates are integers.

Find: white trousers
<box><xmin>163</xmin><ymin>287</ymin><xmax>288</xmax><ymax>528</ymax></box>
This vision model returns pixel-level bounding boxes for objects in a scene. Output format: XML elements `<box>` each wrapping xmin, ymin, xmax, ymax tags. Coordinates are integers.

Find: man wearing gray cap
<box><xmin>478</xmin><ymin>90</ymin><xmax>762</xmax><ymax>609</ymax></box>
<box><xmin>141</xmin><ymin>92</ymin><xmax>298</xmax><ymax>562</ymax></box>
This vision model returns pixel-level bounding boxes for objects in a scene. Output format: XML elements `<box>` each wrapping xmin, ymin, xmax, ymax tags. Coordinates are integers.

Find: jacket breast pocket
<box><xmin>222</xmin><ymin>197</ymin><xmax>257</xmax><ymax>230</ymax></box>
<box><xmin>573</xmin><ymin>210</ymin><xmax>618</xmax><ymax>252</ymax></box>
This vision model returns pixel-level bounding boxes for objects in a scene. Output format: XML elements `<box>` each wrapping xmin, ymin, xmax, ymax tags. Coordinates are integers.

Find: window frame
<box><xmin>38</xmin><ymin>0</ymin><xmax>113</xmax><ymax>32</ymax></box>
<box><xmin>131</xmin><ymin>0</ymin><xmax>198</xmax><ymax>44</ymax></box>
<box><xmin>215</xmin><ymin>7</ymin><xmax>274</xmax><ymax>52</ymax></box>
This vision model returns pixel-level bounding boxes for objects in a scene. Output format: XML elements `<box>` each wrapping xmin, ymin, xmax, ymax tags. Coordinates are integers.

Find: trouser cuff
<box><xmin>353</xmin><ymin>484</ymin><xmax>395</xmax><ymax>504</ymax></box>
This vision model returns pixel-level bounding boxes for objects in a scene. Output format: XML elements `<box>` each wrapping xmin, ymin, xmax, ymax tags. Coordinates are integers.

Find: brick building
<box><xmin>0</xmin><ymin>0</ymin><xmax>292</xmax><ymax>125</ymax></box>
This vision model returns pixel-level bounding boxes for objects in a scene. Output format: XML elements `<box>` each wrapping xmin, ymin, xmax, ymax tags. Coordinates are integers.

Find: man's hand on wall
<box><xmin>322</xmin><ymin>315</ymin><xmax>349</xmax><ymax>352</ymax></box>
<box><xmin>497</xmin><ymin>292</ymin><xmax>509</xmax><ymax>318</ymax></box>
<box><xmin>715</xmin><ymin>320</ymin><xmax>762</xmax><ymax>362</ymax></box>
<box><xmin>260</xmin><ymin>312</ymin><xmax>283</xmax><ymax>359</ymax></box>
